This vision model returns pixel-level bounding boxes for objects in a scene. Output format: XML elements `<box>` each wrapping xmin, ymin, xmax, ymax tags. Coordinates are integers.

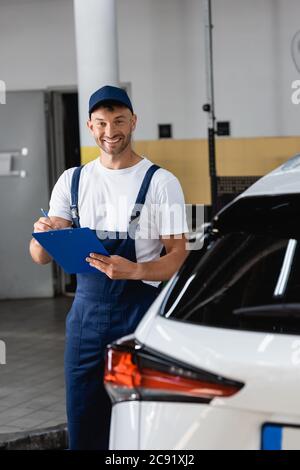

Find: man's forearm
<box><xmin>29</xmin><ymin>238</ymin><xmax>52</xmax><ymax>265</ymax></box>
<box><xmin>135</xmin><ymin>250</ymin><xmax>188</xmax><ymax>282</ymax></box>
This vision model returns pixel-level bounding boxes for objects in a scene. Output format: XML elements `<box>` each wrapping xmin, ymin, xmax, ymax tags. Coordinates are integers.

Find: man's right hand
<box><xmin>33</xmin><ymin>216</ymin><xmax>57</xmax><ymax>233</ymax></box>
<box><xmin>30</xmin><ymin>215</ymin><xmax>72</xmax><ymax>265</ymax></box>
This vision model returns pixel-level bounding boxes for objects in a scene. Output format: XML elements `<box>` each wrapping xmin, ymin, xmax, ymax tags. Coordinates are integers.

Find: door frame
<box><xmin>45</xmin><ymin>87</ymin><xmax>78</xmax><ymax>297</ymax></box>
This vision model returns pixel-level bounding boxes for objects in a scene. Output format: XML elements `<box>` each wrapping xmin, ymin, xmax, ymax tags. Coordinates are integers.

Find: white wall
<box><xmin>0</xmin><ymin>0</ymin><xmax>299</xmax><ymax>139</ymax></box>
<box><xmin>275</xmin><ymin>0</ymin><xmax>300</xmax><ymax>136</ymax></box>
<box><xmin>213</xmin><ymin>0</ymin><xmax>300</xmax><ymax>138</ymax></box>
<box><xmin>119</xmin><ymin>0</ymin><xmax>300</xmax><ymax>139</ymax></box>
<box><xmin>118</xmin><ymin>0</ymin><xmax>200</xmax><ymax>140</ymax></box>
<box><xmin>214</xmin><ymin>0</ymin><xmax>280</xmax><ymax>137</ymax></box>
<box><xmin>0</xmin><ymin>0</ymin><xmax>77</xmax><ymax>90</ymax></box>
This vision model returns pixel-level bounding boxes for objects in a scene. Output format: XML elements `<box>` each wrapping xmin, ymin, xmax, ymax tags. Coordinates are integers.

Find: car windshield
<box><xmin>161</xmin><ymin>196</ymin><xmax>300</xmax><ymax>335</ymax></box>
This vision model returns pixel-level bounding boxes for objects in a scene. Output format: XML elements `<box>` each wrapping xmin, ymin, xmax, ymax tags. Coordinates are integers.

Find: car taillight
<box><xmin>104</xmin><ymin>337</ymin><xmax>244</xmax><ymax>404</ymax></box>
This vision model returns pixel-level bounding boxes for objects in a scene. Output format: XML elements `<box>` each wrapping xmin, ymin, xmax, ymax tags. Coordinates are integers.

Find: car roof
<box><xmin>236</xmin><ymin>153</ymin><xmax>300</xmax><ymax>200</ymax></box>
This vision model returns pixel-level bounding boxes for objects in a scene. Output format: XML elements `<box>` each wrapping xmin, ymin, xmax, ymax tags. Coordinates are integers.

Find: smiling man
<box><xmin>29</xmin><ymin>85</ymin><xmax>188</xmax><ymax>450</ymax></box>
<box><xmin>89</xmin><ymin>103</ymin><xmax>135</xmax><ymax>157</ymax></box>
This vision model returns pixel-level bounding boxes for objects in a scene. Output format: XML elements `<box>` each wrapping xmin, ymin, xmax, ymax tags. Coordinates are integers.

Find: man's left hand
<box><xmin>86</xmin><ymin>253</ymin><xmax>138</xmax><ymax>280</ymax></box>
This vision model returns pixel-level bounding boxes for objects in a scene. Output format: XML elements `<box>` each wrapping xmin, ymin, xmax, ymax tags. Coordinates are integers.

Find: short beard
<box><xmin>99</xmin><ymin>133</ymin><xmax>132</xmax><ymax>156</ymax></box>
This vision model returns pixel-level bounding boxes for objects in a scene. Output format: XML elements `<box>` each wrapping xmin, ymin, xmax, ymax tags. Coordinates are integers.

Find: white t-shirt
<box><xmin>48</xmin><ymin>156</ymin><xmax>188</xmax><ymax>287</ymax></box>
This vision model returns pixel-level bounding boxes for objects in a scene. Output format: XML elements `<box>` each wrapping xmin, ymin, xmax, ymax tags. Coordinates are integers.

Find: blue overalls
<box><xmin>64</xmin><ymin>164</ymin><xmax>162</xmax><ymax>450</ymax></box>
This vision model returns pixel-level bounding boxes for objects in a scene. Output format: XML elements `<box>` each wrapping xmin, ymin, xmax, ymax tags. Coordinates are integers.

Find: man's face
<box><xmin>87</xmin><ymin>105</ymin><xmax>137</xmax><ymax>156</ymax></box>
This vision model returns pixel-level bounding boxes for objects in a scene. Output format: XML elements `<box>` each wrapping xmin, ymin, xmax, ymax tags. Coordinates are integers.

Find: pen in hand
<box><xmin>41</xmin><ymin>208</ymin><xmax>49</xmax><ymax>218</ymax></box>
<box><xmin>41</xmin><ymin>207</ymin><xmax>49</xmax><ymax>217</ymax></box>
<box><xmin>40</xmin><ymin>208</ymin><xmax>67</xmax><ymax>231</ymax></box>
<box><xmin>32</xmin><ymin>208</ymin><xmax>53</xmax><ymax>237</ymax></box>
<box><xmin>40</xmin><ymin>208</ymin><xmax>55</xmax><ymax>230</ymax></box>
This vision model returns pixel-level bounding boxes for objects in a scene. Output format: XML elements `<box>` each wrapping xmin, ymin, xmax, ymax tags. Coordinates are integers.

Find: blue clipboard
<box><xmin>32</xmin><ymin>227</ymin><xmax>110</xmax><ymax>274</ymax></box>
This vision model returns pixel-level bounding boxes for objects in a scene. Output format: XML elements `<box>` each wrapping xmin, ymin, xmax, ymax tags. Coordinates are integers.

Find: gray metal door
<box><xmin>0</xmin><ymin>91</ymin><xmax>53</xmax><ymax>298</ymax></box>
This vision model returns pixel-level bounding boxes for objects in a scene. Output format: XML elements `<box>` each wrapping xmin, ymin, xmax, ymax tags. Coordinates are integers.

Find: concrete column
<box><xmin>73</xmin><ymin>0</ymin><xmax>119</xmax><ymax>163</ymax></box>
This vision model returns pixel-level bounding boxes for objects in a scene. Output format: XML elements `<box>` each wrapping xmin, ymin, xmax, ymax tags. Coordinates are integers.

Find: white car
<box><xmin>105</xmin><ymin>154</ymin><xmax>300</xmax><ymax>450</ymax></box>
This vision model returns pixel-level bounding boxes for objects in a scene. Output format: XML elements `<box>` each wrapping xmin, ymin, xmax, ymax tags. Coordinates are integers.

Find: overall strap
<box><xmin>129</xmin><ymin>164</ymin><xmax>160</xmax><ymax>224</ymax></box>
<box><xmin>129</xmin><ymin>164</ymin><xmax>166</xmax><ymax>257</ymax></box>
<box><xmin>70</xmin><ymin>165</ymin><xmax>84</xmax><ymax>228</ymax></box>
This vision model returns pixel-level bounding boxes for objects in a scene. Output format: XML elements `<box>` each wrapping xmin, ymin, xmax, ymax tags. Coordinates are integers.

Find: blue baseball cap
<box><xmin>88</xmin><ymin>85</ymin><xmax>133</xmax><ymax>115</ymax></box>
